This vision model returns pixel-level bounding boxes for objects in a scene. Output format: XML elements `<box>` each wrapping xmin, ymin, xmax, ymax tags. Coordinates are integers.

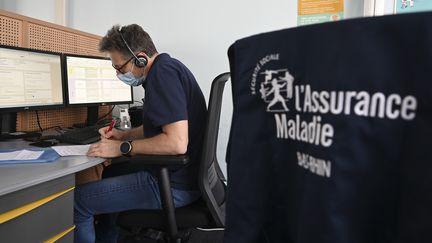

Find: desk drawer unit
<box><xmin>0</xmin><ymin>174</ymin><xmax>75</xmax><ymax>243</ymax></box>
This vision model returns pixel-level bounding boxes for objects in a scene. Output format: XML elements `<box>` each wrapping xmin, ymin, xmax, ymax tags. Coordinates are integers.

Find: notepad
<box><xmin>0</xmin><ymin>150</ymin><xmax>44</xmax><ymax>161</ymax></box>
<box><xmin>52</xmin><ymin>145</ymin><xmax>90</xmax><ymax>156</ymax></box>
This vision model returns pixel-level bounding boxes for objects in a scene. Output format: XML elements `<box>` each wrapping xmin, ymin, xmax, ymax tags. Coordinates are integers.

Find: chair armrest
<box><xmin>127</xmin><ymin>154</ymin><xmax>189</xmax><ymax>167</ymax></box>
<box><xmin>103</xmin><ymin>155</ymin><xmax>189</xmax><ymax>179</ymax></box>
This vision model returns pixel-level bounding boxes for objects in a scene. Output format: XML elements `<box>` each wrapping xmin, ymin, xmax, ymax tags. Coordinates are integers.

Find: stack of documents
<box><xmin>0</xmin><ymin>145</ymin><xmax>90</xmax><ymax>164</ymax></box>
<box><xmin>0</xmin><ymin>150</ymin><xmax>44</xmax><ymax>161</ymax></box>
<box><xmin>51</xmin><ymin>145</ymin><xmax>90</xmax><ymax>156</ymax></box>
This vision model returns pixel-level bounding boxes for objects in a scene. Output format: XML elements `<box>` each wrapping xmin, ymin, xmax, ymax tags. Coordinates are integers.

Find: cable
<box><xmin>35</xmin><ymin>110</ymin><xmax>43</xmax><ymax>132</ymax></box>
<box><xmin>35</xmin><ymin>111</ymin><xmax>64</xmax><ymax>134</ymax></box>
<box><xmin>42</xmin><ymin>125</ymin><xmax>63</xmax><ymax>132</ymax></box>
<box><xmin>96</xmin><ymin>105</ymin><xmax>116</xmax><ymax>124</ymax></box>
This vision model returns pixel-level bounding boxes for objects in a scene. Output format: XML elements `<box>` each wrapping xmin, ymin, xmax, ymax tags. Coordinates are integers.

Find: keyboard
<box><xmin>58</xmin><ymin>125</ymin><xmax>103</xmax><ymax>145</ymax></box>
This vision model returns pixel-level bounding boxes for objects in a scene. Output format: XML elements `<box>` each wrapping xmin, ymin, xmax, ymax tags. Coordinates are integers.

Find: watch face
<box><xmin>120</xmin><ymin>141</ymin><xmax>131</xmax><ymax>154</ymax></box>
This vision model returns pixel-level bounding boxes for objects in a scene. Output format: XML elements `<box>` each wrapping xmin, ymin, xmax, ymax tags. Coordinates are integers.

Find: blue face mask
<box><xmin>117</xmin><ymin>65</ymin><xmax>146</xmax><ymax>86</ymax></box>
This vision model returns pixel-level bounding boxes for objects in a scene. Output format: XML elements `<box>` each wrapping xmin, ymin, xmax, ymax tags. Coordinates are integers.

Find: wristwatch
<box><xmin>120</xmin><ymin>140</ymin><xmax>133</xmax><ymax>156</ymax></box>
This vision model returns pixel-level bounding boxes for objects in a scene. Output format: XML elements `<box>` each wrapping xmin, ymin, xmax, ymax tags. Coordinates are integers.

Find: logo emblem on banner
<box><xmin>258</xmin><ymin>69</ymin><xmax>294</xmax><ymax>112</ymax></box>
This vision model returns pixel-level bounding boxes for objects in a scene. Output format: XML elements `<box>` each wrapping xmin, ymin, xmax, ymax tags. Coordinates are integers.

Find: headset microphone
<box><xmin>119</xmin><ymin>26</ymin><xmax>148</xmax><ymax>68</ymax></box>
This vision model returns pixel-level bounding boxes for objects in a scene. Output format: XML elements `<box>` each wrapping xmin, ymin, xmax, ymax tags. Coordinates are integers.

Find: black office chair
<box><xmin>102</xmin><ymin>72</ymin><xmax>230</xmax><ymax>243</ymax></box>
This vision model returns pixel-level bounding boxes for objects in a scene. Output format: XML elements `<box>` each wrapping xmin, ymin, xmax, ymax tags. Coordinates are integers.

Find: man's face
<box><xmin>110</xmin><ymin>49</ymin><xmax>137</xmax><ymax>75</ymax></box>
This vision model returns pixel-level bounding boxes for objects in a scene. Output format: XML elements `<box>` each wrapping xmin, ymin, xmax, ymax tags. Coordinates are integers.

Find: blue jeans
<box><xmin>74</xmin><ymin>171</ymin><xmax>200</xmax><ymax>243</ymax></box>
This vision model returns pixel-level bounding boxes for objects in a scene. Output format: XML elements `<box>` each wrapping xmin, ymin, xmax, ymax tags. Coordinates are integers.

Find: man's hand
<box><xmin>98</xmin><ymin>126</ymin><xmax>125</xmax><ymax>140</ymax></box>
<box><xmin>87</xmin><ymin>138</ymin><xmax>122</xmax><ymax>158</ymax></box>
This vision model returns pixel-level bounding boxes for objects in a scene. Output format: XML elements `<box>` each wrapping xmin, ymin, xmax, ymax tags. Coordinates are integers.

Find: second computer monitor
<box><xmin>64</xmin><ymin>54</ymin><xmax>133</xmax><ymax>106</ymax></box>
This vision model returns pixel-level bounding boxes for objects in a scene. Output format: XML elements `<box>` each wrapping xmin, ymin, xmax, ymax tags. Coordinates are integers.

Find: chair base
<box><xmin>119</xmin><ymin>227</ymin><xmax>190</xmax><ymax>243</ymax></box>
<box><xmin>116</xmin><ymin>199</ymin><xmax>212</xmax><ymax>229</ymax></box>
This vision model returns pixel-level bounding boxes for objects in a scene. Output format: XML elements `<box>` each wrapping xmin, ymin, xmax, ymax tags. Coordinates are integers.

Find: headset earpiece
<box><xmin>134</xmin><ymin>54</ymin><xmax>148</xmax><ymax>68</ymax></box>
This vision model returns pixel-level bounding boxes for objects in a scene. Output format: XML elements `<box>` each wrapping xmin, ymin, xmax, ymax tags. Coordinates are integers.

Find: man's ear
<box><xmin>134</xmin><ymin>52</ymin><xmax>148</xmax><ymax>68</ymax></box>
<box><xmin>136</xmin><ymin>52</ymin><xmax>149</xmax><ymax>59</ymax></box>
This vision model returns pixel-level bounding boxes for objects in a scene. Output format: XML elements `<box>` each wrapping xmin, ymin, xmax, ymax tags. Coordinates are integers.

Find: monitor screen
<box><xmin>65</xmin><ymin>55</ymin><xmax>133</xmax><ymax>105</ymax></box>
<box><xmin>0</xmin><ymin>46</ymin><xmax>64</xmax><ymax>111</ymax></box>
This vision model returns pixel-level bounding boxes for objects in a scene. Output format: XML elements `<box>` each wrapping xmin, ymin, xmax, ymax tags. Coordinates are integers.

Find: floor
<box><xmin>119</xmin><ymin>228</ymin><xmax>224</xmax><ymax>243</ymax></box>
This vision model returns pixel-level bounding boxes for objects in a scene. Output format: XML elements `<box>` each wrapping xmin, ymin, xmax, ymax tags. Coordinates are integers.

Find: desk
<box><xmin>0</xmin><ymin>140</ymin><xmax>104</xmax><ymax>243</ymax></box>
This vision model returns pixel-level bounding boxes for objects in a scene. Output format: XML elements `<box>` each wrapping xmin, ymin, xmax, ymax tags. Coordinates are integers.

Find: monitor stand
<box><xmin>87</xmin><ymin>106</ymin><xmax>99</xmax><ymax>126</ymax></box>
<box><xmin>0</xmin><ymin>113</ymin><xmax>3</xmax><ymax>135</ymax></box>
<box><xmin>0</xmin><ymin>113</ymin><xmax>15</xmax><ymax>138</ymax></box>
<box><xmin>0</xmin><ymin>113</ymin><xmax>41</xmax><ymax>140</ymax></box>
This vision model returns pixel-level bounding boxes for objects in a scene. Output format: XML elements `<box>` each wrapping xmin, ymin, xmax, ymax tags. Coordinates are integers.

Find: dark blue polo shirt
<box><xmin>142</xmin><ymin>53</ymin><xmax>207</xmax><ymax>190</ymax></box>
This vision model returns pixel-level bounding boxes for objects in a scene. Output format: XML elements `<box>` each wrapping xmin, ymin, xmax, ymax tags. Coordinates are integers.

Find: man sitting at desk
<box><xmin>74</xmin><ymin>24</ymin><xmax>207</xmax><ymax>243</ymax></box>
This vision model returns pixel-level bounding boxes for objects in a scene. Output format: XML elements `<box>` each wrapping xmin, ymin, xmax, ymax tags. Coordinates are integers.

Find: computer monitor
<box><xmin>64</xmin><ymin>54</ymin><xmax>133</xmax><ymax>125</ymax></box>
<box><xmin>0</xmin><ymin>45</ymin><xmax>64</xmax><ymax>136</ymax></box>
<box><xmin>0</xmin><ymin>45</ymin><xmax>64</xmax><ymax>112</ymax></box>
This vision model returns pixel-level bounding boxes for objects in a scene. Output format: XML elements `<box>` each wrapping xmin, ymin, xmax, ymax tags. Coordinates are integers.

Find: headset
<box><xmin>118</xmin><ymin>26</ymin><xmax>148</xmax><ymax>68</ymax></box>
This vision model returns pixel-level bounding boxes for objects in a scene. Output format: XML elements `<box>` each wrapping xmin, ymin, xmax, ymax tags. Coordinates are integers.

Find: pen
<box><xmin>107</xmin><ymin>119</ymin><xmax>116</xmax><ymax>133</ymax></box>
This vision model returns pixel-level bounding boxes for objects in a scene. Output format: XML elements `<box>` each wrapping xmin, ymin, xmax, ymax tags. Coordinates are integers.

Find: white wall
<box><xmin>0</xmin><ymin>0</ymin><xmax>368</xmax><ymax>177</ymax></box>
<box><xmin>67</xmin><ymin>0</ymin><xmax>298</xmax><ymax>177</ymax></box>
<box><xmin>384</xmin><ymin>0</ymin><xmax>396</xmax><ymax>14</ymax></box>
<box><xmin>0</xmin><ymin>0</ymin><xmax>56</xmax><ymax>23</ymax></box>
<box><xmin>345</xmin><ymin>0</ymin><xmax>366</xmax><ymax>18</ymax></box>
<box><xmin>67</xmin><ymin>0</ymin><xmax>298</xmax><ymax>102</ymax></box>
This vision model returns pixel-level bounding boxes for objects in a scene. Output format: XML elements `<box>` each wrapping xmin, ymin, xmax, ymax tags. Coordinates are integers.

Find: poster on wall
<box><xmin>395</xmin><ymin>0</ymin><xmax>432</xmax><ymax>14</ymax></box>
<box><xmin>298</xmin><ymin>0</ymin><xmax>344</xmax><ymax>26</ymax></box>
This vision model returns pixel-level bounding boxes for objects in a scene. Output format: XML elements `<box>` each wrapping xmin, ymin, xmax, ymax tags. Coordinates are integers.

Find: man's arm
<box><xmin>130</xmin><ymin>120</ymin><xmax>188</xmax><ymax>155</ymax></box>
<box><xmin>88</xmin><ymin>121</ymin><xmax>188</xmax><ymax>157</ymax></box>
<box><xmin>123</xmin><ymin>125</ymin><xmax>145</xmax><ymax>140</ymax></box>
<box><xmin>99</xmin><ymin>125</ymin><xmax>144</xmax><ymax>140</ymax></box>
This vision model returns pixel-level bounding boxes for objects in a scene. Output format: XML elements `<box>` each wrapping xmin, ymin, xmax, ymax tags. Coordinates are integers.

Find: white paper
<box><xmin>0</xmin><ymin>151</ymin><xmax>20</xmax><ymax>160</ymax></box>
<box><xmin>0</xmin><ymin>150</ymin><xmax>44</xmax><ymax>161</ymax></box>
<box><xmin>52</xmin><ymin>145</ymin><xmax>90</xmax><ymax>156</ymax></box>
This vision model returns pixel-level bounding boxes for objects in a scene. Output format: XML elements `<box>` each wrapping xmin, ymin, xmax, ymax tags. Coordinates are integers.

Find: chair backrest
<box><xmin>224</xmin><ymin>13</ymin><xmax>432</xmax><ymax>243</ymax></box>
<box><xmin>198</xmin><ymin>72</ymin><xmax>230</xmax><ymax>227</ymax></box>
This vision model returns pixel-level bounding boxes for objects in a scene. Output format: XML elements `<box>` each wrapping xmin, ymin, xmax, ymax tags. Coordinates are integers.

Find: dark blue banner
<box><xmin>225</xmin><ymin>12</ymin><xmax>432</xmax><ymax>243</ymax></box>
